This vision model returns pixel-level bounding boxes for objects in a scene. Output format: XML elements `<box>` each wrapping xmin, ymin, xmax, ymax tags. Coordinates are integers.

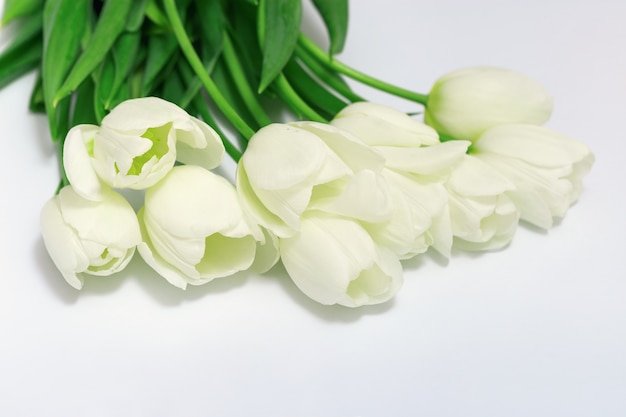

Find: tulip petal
<box><xmin>475</xmin><ymin>124</ymin><xmax>593</xmax><ymax>167</ymax></box>
<box><xmin>59</xmin><ymin>187</ymin><xmax>141</xmax><ymax>251</ymax></box>
<box><xmin>243</xmin><ymin>124</ymin><xmax>328</xmax><ymax>190</ymax></box>
<box><xmin>63</xmin><ymin>124</ymin><xmax>104</xmax><ymax>201</ymax></box>
<box><xmin>175</xmin><ymin>118</ymin><xmax>225</xmax><ymax>170</ymax></box>
<box><xmin>331</xmin><ymin>102</ymin><xmax>440</xmax><ymax>146</ymax></box>
<box><xmin>101</xmin><ymin>97</ymin><xmax>191</xmax><ymax>134</ymax></box>
<box><xmin>375</xmin><ymin>140</ymin><xmax>470</xmax><ymax>175</ymax></box>
<box><xmin>280</xmin><ymin>213</ymin><xmax>377</xmax><ymax>305</ymax></box>
<box><xmin>145</xmin><ymin>166</ymin><xmax>243</xmax><ymax>238</ymax></box>
<box><xmin>447</xmin><ymin>155</ymin><xmax>515</xmax><ymax>197</ymax></box>
<box><xmin>291</xmin><ymin>121</ymin><xmax>386</xmax><ymax>172</ymax></box>
<box><xmin>40</xmin><ymin>196</ymin><xmax>89</xmax><ymax>289</ymax></box>
<box><xmin>137</xmin><ymin>209</ymin><xmax>190</xmax><ymax>289</ymax></box>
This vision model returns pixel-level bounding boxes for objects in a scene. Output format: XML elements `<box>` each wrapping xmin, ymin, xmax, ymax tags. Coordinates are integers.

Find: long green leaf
<box><xmin>141</xmin><ymin>33</ymin><xmax>179</xmax><ymax>95</ymax></box>
<box><xmin>42</xmin><ymin>0</ymin><xmax>90</xmax><ymax>140</ymax></box>
<box><xmin>54</xmin><ymin>0</ymin><xmax>134</xmax><ymax>104</ymax></box>
<box><xmin>311</xmin><ymin>0</ymin><xmax>348</xmax><ymax>55</ymax></box>
<box><xmin>0</xmin><ymin>11</ymin><xmax>43</xmax><ymax>90</ymax></box>
<box><xmin>29</xmin><ymin>71</ymin><xmax>46</xmax><ymax>113</ymax></box>
<box><xmin>106</xmin><ymin>31</ymin><xmax>141</xmax><ymax>108</ymax></box>
<box><xmin>257</xmin><ymin>0</ymin><xmax>301</xmax><ymax>93</ymax></box>
<box><xmin>1</xmin><ymin>0</ymin><xmax>44</xmax><ymax>25</ymax></box>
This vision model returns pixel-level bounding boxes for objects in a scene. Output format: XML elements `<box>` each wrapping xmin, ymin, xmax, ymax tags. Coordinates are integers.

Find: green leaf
<box><xmin>257</xmin><ymin>0</ymin><xmax>302</xmax><ymax>93</ymax></box>
<box><xmin>29</xmin><ymin>72</ymin><xmax>46</xmax><ymax>113</ymax></box>
<box><xmin>283</xmin><ymin>57</ymin><xmax>347</xmax><ymax>118</ymax></box>
<box><xmin>195</xmin><ymin>0</ymin><xmax>226</xmax><ymax>71</ymax></box>
<box><xmin>93</xmin><ymin>52</ymin><xmax>117</xmax><ymax>122</ymax></box>
<box><xmin>106</xmin><ymin>31</ymin><xmax>141</xmax><ymax>108</ymax></box>
<box><xmin>72</xmin><ymin>76</ymin><xmax>97</xmax><ymax>126</ymax></box>
<box><xmin>140</xmin><ymin>32</ymin><xmax>179</xmax><ymax>95</ymax></box>
<box><xmin>54</xmin><ymin>0</ymin><xmax>135</xmax><ymax>104</ymax></box>
<box><xmin>0</xmin><ymin>11</ymin><xmax>43</xmax><ymax>90</ymax></box>
<box><xmin>1</xmin><ymin>0</ymin><xmax>44</xmax><ymax>25</ymax></box>
<box><xmin>42</xmin><ymin>0</ymin><xmax>90</xmax><ymax>140</ymax></box>
<box><xmin>311</xmin><ymin>0</ymin><xmax>348</xmax><ymax>55</ymax></box>
<box><xmin>125</xmin><ymin>0</ymin><xmax>149</xmax><ymax>31</ymax></box>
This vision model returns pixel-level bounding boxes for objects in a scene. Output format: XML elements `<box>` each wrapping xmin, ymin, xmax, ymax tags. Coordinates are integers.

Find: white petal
<box><xmin>243</xmin><ymin>124</ymin><xmax>327</xmax><ymax>190</ymax></box>
<box><xmin>317</xmin><ymin>170</ymin><xmax>393</xmax><ymax>223</ymax></box>
<box><xmin>63</xmin><ymin>124</ymin><xmax>104</xmax><ymax>201</ymax></box>
<box><xmin>375</xmin><ymin>140</ymin><xmax>470</xmax><ymax>175</ymax></box>
<box><xmin>137</xmin><ymin>209</ymin><xmax>190</xmax><ymax>289</ymax></box>
<box><xmin>175</xmin><ymin>118</ymin><xmax>225</xmax><ymax>169</ymax></box>
<box><xmin>447</xmin><ymin>155</ymin><xmax>515</xmax><ymax>197</ymax></box>
<box><xmin>331</xmin><ymin>102</ymin><xmax>440</xmax><ymax>146</ymax></box>
<box><xmin>59</xmin><ymin>186</ymin><xmax>141</xmax><ymax>250</ymax></box>
<box><xmin>249</xmin><ymin>228</ymin><xmax>280</xmax><ymax>273</ymax></box>
<box><xmin>40</xmin><ymin>194</ymin><xmax>89</xmax><ymax>289</ymax></box>
<box><xmin>279</xmin><ymin>213</ymin><xmax>377</xmax><ymax>305</ymax></box>
<box><xmin>291</xmin><ymin>121</ymin><xmax>386</xmax><ymax>172</ymax></box>
<box><xmin>145</xmin><ymin>165</ymin><xmax>243</xmax><ymax>238</ymax></box>
<box><xmin>475</xmin><ymin>124</ymin><xmax>593</xmax><ymax>167</ymax></box>
<box><xmin>101</xmin><ymin>97</ymin><xmax>191</xmax><ymax>134</ymax></box>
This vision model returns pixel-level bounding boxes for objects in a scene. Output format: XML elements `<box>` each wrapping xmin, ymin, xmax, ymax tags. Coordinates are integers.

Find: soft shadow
<box><xmin>130</xmin><ymin>257</ymin><xmax>252</xmax><ymax>307</ymax></box>
<box><xmin>265</xmin><ymin>262</ymin><xmax>396</xmax><ymax>323</ymax></box>
<box><xmin>34</xmin><ymin>238</ymin><xmax>80</xmax><ymax>304</ymax></box>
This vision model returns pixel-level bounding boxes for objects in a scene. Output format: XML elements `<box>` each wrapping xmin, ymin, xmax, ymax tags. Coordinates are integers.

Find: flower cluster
<box><xmin>39</xmin><ymin>67</ymin><xmax>594</xmax><ymax>307</ymax></box>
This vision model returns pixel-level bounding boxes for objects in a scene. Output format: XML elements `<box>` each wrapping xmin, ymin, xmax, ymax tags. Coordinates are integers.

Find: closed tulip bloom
<box><xmin>40</xmin><ymin>186</ymin><xmax>141</xmax><ymax>289</ymax></box>
<box><xmin>445</xmin><ymin>155</ymin><xmax>520</xmax><ymax>251</ymax></box>
<box><xmin>472</xmin><ymin>124</ymin><xmax>595</xmax><ymax>229</ymax></box>
<box><xmin>280</xmin><ymin>212</ymin><xmax>403</xmax><ymax>307</ymax></box>
<box><xmin>425</xmin><ymin>67</ymin><xmax>554</xmax><ymax>140</ymax></box>
<box><xmin>237</xmin><ymin>122</ymin><xmax>392</xmax><ymax>238</ymax></box>
<box><xmin>64</xmin><ymin>97</ymin><xmax>224</xmax><ymax>201</ymax></box>
<box><xmin>137</xmin><ymin>165</ymin><xmax>278</xmax><ymax>289</ymax></box>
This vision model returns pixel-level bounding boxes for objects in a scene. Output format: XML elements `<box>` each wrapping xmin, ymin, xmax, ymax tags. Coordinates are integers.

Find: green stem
<box><xmin>222</xmin><ymin>32</ymin><xmax>272</xmax><ymax>128</ymax></box>
<box><xmin>273</xmin><ymin>73</ymin><xmax>327</xmax><ymax>123</ymax></box>
<box><xmin>193</xmin><ymin>95</ymin><xmax>243</xmax><ymax>162</ymax></box>
<box><xmin>294</xmin><ymin>44</ymin><xmax>364</xmax><ymax>103</ymax></box>
<box><xmin>298</xmin><ymin>34</ymin><xmax>429</xmax><ymax>106</ymax></box>
<box><xmin>162</xmin><ymin>0</ymin><xmax>256</xmax><ymax>140</ymax></box>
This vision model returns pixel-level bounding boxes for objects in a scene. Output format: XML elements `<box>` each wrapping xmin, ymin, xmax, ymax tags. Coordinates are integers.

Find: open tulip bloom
<box><xmin>0</xmin><ymin>0</ymin><xmax>593</xmax><ymax>308</ymax></box>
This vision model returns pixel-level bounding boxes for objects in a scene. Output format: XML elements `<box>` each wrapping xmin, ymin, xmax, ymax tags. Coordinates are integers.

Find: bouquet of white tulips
<box><xmin>0</xmin><ymin>0</ymin><xmax>594</xmax><ymax>307</ymax></box>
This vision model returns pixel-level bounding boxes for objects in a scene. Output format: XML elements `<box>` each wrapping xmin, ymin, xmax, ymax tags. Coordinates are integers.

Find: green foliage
<box><xmin>312</xmin><ymin>0</ymin><xmax>348</xmax><ymax>55</ymax></box>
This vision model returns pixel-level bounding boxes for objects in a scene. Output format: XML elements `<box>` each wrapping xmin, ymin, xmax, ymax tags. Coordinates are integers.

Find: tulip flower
<box><xmin>472</xmin><ymin>124</ymin><xmax>595</xmax><ymax>229</ymax></box>
<box><xmin>280</xmin><ymin>211</ymin><xmax>403</xmax><ymax>307</ymax></box>
<box><xmin>40</xmin><ymin>186</ymin><xmax>141</xmax><ymax>289</ymax></box>
<box><xmin>237</xmin><ymin>122</ymin><xmax>392</xmax><ymax>238</ymax></box>
<box><xmin>137</xmin><ymin>165</ymin><xmax>278</xmax><ymax>289</ymax></box>
<box><xmin>425</xmin><ymin>67</ymin><xmax>554</xmax><ymax>140</ymax></box>
<box><xmin>331</xmin><ymin>102</ymin><xmax>470</xmax><ymax>257</ymax></box>
<box><xmin>445</xmin><ymin>155</ymin><xmax>520</xmax><ymax>250</ymax></box>
<box><xmin>64</xmin><ymin>97</ymin><xmax>225</xmax><ymax>201</ymax></box>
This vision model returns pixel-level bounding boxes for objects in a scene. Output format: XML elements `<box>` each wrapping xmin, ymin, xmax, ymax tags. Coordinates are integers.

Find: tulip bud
<box><xmin>425</xmin><ymin>67</ymin><xmax>554</xmax><ymax>140</ymax></box>
<box><xmin>40</xmin><ymin>186</ymin><xmax>141</xmax><ymax>289</ymax></box>
<box><xmin>137</xmin><ymin>165</ymin><xmax>278</xmax><ymax>289</ymax></box>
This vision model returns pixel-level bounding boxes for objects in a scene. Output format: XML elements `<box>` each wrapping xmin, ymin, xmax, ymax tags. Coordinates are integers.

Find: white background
<box><xmin>1</xmin><ymin>0</ymin><xmax>625</xmax><ymax>416</ymax></box>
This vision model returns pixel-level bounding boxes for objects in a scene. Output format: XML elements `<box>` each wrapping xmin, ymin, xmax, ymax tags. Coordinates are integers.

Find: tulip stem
<box><xmin>222</xmin><ymin>32</ymin><xmax>273</xmax><ymax>128</ymax></box>
<box><xmin>272</xmin><ymin>73</ymin><xmax>328</xmax><ymax>122</ymax></box>
<box><xmin>297</xmin><ymin>34</ymin><xmax>429</xmax><ymax>106</ymax></box>
<box><xmin>191</xmin><ymin>94</ymin><xmax>243</xmax><ymax>162</ymax></box>
<box><xmin>162</xmin><ymin>0</ymin><xmax>256</xmax><ymax>140</ymax></box>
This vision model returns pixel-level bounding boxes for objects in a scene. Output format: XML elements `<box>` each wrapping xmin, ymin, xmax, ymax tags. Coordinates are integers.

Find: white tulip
<box><xmin>425</xmin><ymin>67</ymin><xmax>554</xmax><ymax>140</ymax></box>
<box><xmin>137</xmin><ymin>165</ymin><xmax>278</xmax><ymax>289</ymax></box>
<box><xmin>237</xmin><ymin>122</ymin><xmax>392</xmax><ymax>238</ymax></box>
<box><xmin>472</xmin><ymin>124</ymin><xmax>595</xmax><ymax>229</ymax></box>
<box><xmin>40</xmin><ymin>186</ymin><xmax>141</xmax><ymax>289</ymax></box>
<box><xmin>280</xmin><ymin>211</ymin><xmax>403</xmax><ymax>307</ymax></box>
<box><xmin>331</xmin><ymin>102</ymin><xmax>471</xmax><ymax>258</ymax></box>
<box><xmin>445</xmin><ymin>155</ymin><xmax>520</xmax><ymax>251</ymax></box>
<box><xmin>64</xmin><ymin>97</ymin><xmax>225</xmax><ymax>201</ymax></box>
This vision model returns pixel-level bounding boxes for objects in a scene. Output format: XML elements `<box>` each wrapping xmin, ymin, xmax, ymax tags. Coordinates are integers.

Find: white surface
<box><xmin>1</xmin><ymin>1</ymin><xmax>625</xmax><ymax>416</ymax></box>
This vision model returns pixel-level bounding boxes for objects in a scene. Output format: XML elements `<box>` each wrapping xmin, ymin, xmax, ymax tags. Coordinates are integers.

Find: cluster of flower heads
<box><xmin>40</xmin><ymin>67</ymin><xmax>594</xmax><ymax>307</ymax></box>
